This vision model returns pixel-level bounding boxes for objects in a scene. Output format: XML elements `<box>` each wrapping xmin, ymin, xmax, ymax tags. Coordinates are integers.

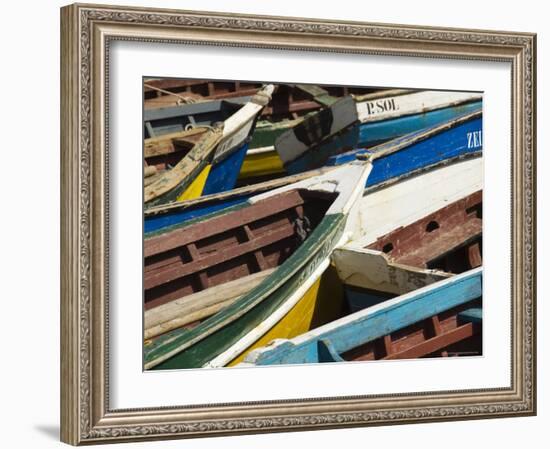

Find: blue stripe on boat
<box><xmin>366</xmin><ymin>116</ymin><xmax>482</xmax><ymax>186</ymax></box>
<box><xmin>250</xmin><ymin>268</ymin><xmax>482</xmax><ymax>365</ymax></box>
<box><xmin>202</xmin><ymin>142</ymin><xmax>249</xmax><ymax>196</ymax></box>
<box><xmin>144</xmin><ymin>196</ymin><xmax>250</xmax><ymax>234</ymax></box>
<box><xmin>145</xmin><ymin>108</ymin><xmax>483</xmax><ymax>234</ymax></box>
<box><xmin>326</xmin><ymin>114</ymin><xmax>482</xmax><ymax>185</ymax></box>
<box><xmin>285</xmin><ymin>101</ymin><xmax>482</xmax><ymax>174</ymax></box>
<box><xmin>357</xmin><ymin>100</ymin><xmax>482</xmax><ymax>147</ymax></box>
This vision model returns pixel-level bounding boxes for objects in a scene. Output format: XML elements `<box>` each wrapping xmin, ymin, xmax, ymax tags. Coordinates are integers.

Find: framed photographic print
<box><xmin>60</xmin><ymin>3</ymin><xmax>537</xmax><ymax>445</ymax></box>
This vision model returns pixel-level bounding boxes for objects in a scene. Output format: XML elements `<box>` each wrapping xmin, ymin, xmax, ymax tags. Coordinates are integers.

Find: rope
<box><xmin>144</xmin><ymin>83</ymin><xmax>198</xmax><ymax>105</ymax></box>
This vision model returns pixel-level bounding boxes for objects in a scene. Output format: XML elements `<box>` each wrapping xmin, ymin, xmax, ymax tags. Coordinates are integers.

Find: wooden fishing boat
<box><xmin>144</xmin><ymin>83</ymin><xmax>346</xmax><ymax>138</ymax></box>
<box><xmin>144</xmin><ymin>166</ymin><xmax>337</xmax><ymax>236</ymax></box>
<box><xmin>143</xmin><ymin>161</ymin><xmax>372</xmax><ymax>369</ymax></box>
<box><xmin>240</xmin><ymin>267</ymin><xmax>482</xmax><ymax>366</ymax></box>
<box><xmin>144</xmin><ymin>81</ymin><xmax>392</xmax><ymax>181</ymax></box>
<box><xmin>238</xmin><ymin>88</ymin><xmax>415</xmax><ymax>182</ymax></box>
<box><xmin>144</xmin><ymin>85</ymin><xmax>274</xmax><ymax>207</ymax></box>
<box><xmin>144</xmin><ymin>79</ymin><xmax>263</xmax><ymax>110</ymax></box>
<box><xmin>329</xmin><ymin>109</ymin><xmax>482</xmax><ymax>188</ymax></box>
<box><xmin>331</xmin><ymin>189</ymin><xmax>481</xmax><ymax>313</ymax></box>
<box><xmin>144</xmin><ymin>83</ymin><xmax>398</xmax><ymax>181</ymax></box>
<box><xmin>145</xmin><ymin>132</ymin><xmax>482</xmax><ymax>236</ymax></box>
<box><xmin>276</xmin><ymin>90</ymin><xmax>482</xmax><ymax>174</ymax></box>
<box><xmin>144</xmin><ymin>79</ymin><xmax>379</xmax><ymax>112</ymax></box>
<box><xmin>144</xmin><ymin>86</ymin><xmax>337</xmax><ymax>183</ymax></box>
<box><xmin>216</xmin><ymin>156</ymin><xmax>483</xmax><ymax>366</ymax></box>
<box><xmin>238</xmin><ymin>186</ymin><xmax>483</xmax><ymax>366</ymax></box>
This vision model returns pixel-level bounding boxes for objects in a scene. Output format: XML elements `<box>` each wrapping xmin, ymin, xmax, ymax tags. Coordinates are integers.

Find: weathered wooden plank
<box><xmin>332</xmin><ymin>247</ymin><xmax>450</xmax><ymax>295</ymax></box>
<box><xmin>144</xmin><ymin>269</ymin><xmax>275</xmax><ymax>339</ymax></box>
<box><xmin>144</xmin><ymin>190</ymin><xmax>304</xmax><ymax>257</ymax></box>
<box><xmin>144</xmin><ymin>127</ymin><xmax>209</xmax><ymax>158</ymax></box>
<box><xmin>366</xmin><ymin>190</ymin><xmax>482</xmax><ymax>270</ymax></box>
<box><xmin>384</xmin><ymin>323</ymin><xmax>475</xmax><ymax>360</ymax></box>
<box><xmin>394</xmin><ymin>220</ymin><xmax>481</xmax><ymax>268</ymax></box>
<box><xmin>144</xmin><ymin>165</ymin><xmax>157</xmax><ymax>178</ymax></box>
<box><xmin>145</xmin><ymin>225</ymin><xmax>296</xmax><ymax>291</ymax></box>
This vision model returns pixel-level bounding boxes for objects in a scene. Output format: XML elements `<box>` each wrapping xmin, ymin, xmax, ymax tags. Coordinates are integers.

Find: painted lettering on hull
<box><xmin>466</xmin><ymin>130</ymin><xmax>482</xmax><ymax>149</ymax></box>
<box><xmin>363</xmin><ymin>98</ymin><xmax>399</xmax><ymax>116</ymax></box>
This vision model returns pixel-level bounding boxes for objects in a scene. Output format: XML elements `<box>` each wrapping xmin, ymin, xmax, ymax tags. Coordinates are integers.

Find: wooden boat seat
<box><xmin>144</xmin><ymin>127</ymin><xmax>209</xmax><ymax>171</ymax></box>
<box><xmin>392</xmin><ymin>220</ymin><xmax>481</xmax><ymax>269</ymax></box>
<box><xmin>144</xmin><ymin>188</ymin><xmax>336</xmax><ymax>309</ymax></box>
<box><xmin>144</xmin><ymin>269</ymin><xmax>275</xmax><ymax>339</ymax></box>
<box><xmin>367</xmin><ymin>191</ymin><xmax>482</xmax><ymax>273</ymax></box>
<box><xmin>343</xmin><ymin>299</ymin><xmax>482</xmax><ymax>361</ymax></box>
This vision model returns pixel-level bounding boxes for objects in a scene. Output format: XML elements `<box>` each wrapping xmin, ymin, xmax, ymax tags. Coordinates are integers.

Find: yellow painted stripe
<box><xmin>176</xmin><ymin>165</ymin><xmax>211</xmax><ymax>201</ymax></box>
<box><xmin>239</xmin><ymin>150</ymin><xmax>285</xmax><ymax>179</ymax></box>
<box><xmin>227</xmin><ymin>265</ymin><xmax>345</xmax><ymax>366</ymax></box>
<box><xmin>228</xmin><ymin>278</ymin><xmax>322</xmax><ymax>366</ymax></box>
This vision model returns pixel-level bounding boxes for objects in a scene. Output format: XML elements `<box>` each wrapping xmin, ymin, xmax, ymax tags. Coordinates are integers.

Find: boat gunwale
<box><xmin>144</xmin><ymin>127</ymin><xmax>223</xmax><ymax>206</ymax></box>
<box><xmin>144</xmin><ymin>165</ymin><xmax>336</xmax><ymax>218</ymax></box>
<box><xmin>242</xmin><ymin>267</ymin><xmax>483</xmax><ymax>366</ymax></box>
<box><xmin>356</xmin><ymin>109</ymin><xmax>482</xmax><ymax>163</ymax></box>
<box><xmin>362</xmin><ymin>150</ymin><xmax>482</xmax><ymax>196</ymax></box>
<box><xmin>275</xmin><ymin>99</ymin><xmax>483</xmax><ymax>169</ymax></box>
<box><xmin>355</xmin><ymin>91</ymin><xmax>483</xmax><ymax>124</ymax></box>
<box><xmin>144</xmin><ymin>213</ymin><xmax>345</xmax><ymax>369</ymax></box>
<box><xmin>144</xmin><ymin>152</ymin><xmax>482</xmax><ymax>238</ymax></box>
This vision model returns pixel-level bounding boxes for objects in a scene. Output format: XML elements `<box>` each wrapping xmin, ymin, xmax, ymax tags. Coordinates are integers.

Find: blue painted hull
<box><xmin>247</xmin><ymin>268</ymin><xmax>483</xmax><ymax>365</ymax></box>
<box><xmin>368</xmin><ymin>116</ymin><xmax>481</xmax><ymax>187</ymax></box>
<box><xmin>285</xmin><ymin>101</ymin><xmax>482</xmax><ymax>174</ymax></box>
<box><xmin>144</xmin><ymin>196</ymin><xmax>249</xmax><ymax>234</ymax></box>
<box><xmin>145</xmin><ymin>111</ymin><xmax>482</xmax><ymax>235</ymax></box>
<box><xmin>202</xmin><ymin>142</ymin><xmax>249</xmax><ymax>196</ymax></box>
<box><xmin>357</xmin><ymin>100</ymin><xmax>482</xmax><ymax>148</ymax></box>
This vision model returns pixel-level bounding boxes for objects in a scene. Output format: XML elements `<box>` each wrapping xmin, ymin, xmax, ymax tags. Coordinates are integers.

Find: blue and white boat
<box><xmin>144</xmin><ymin>85</ymin><xmax>274</xmax><ymax>207</ymax></box>
<box><xmin>145</xmin><ymin>109</ymin><xmax>482</xmax><ymax>234</ymax></box>
<box><xmin>276</xmin><ymin>90</ymin><xmax>482</xmax><ymax>174</ymax></box>
<box><xmin>331</xmin><ymin>108</ymin><xmax>482</xmax><ymax>188</ymax></box>
<box><xmin>239</xmin><ymin>267</ymin><xmax>482</xmax><ymax>366</ymax></box>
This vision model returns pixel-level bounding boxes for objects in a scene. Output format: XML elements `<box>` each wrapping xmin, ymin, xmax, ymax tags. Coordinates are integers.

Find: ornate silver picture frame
<box><xmin>60</xmin><ymin>3</ymin><xmax>536</xmax><ymax>445</ymax></box>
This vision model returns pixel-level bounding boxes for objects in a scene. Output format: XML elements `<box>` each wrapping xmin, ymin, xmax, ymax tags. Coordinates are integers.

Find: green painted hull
<box><xmin>249</xmin><ymin>118</ymin><xmax>303</xmax><ymax>149</ymax></box>
<box><xmin>145</xmin><ymin>213</ymin><xmax>345</xmax><ymax>369</ymax></box>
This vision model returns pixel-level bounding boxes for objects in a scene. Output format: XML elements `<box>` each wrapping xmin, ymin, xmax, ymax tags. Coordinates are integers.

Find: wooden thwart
<box><xmin>144</xmin><ymin>269</ymin><xmax>275</xmax><ymax>339</ymax></box>
<box><xmin>367</xmin><ymin>190</ymin><xmax>482</xmax><ymax>272</ymax></box>
<box><xmin>344</xmin><ymin>300</ymin><xmax>481</xmax><ymax>361</ymax></box>
<box><xmin>144</xmin><ymin>188</ymin><xmax>334</xmax><ymax>309</ymax></box>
